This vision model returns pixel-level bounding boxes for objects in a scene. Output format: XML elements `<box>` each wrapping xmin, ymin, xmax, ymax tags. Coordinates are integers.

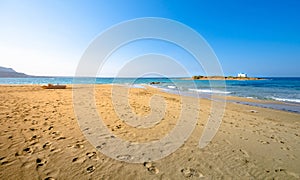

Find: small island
<box><xmin>191</xmin><ymin>74</ymin><xmax>263</xmax><ymax>80</ymax></box>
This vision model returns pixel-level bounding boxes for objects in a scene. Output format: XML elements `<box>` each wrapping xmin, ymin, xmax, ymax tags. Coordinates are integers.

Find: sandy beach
<box><xmin>0</xmin><ymin>85</ymin><xmax>299</xmax><ymax>179</ymax></box>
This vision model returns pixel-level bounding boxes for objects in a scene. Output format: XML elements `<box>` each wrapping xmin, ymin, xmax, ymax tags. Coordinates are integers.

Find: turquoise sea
<box><xmin>1</xmin><ymin>77</ymin><xmax>299</xmax><ymax>113</ymax></box>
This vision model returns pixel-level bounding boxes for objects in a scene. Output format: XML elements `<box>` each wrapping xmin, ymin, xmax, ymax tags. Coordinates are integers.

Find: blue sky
<box><xmin>0</xmin><ymin>0</ymin><xmax>299</xmax><ymax>77</ymax></box>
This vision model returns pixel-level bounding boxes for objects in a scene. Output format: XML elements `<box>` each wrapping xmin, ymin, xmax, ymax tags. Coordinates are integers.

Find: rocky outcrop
<box><xmin>0</xmin><ymin>66</ymin><xmax>30</xmax><ymax>78</ymax></box>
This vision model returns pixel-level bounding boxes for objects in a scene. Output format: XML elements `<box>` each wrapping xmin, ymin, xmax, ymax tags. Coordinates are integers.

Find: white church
<box><xmin>237</xmin><ymin>73</ymin><xmax>247</xmax><ymax>78</ymax></box>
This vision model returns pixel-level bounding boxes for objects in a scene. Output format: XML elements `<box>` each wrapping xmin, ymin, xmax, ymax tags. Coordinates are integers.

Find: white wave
<box><xmin>270</xmin><ymin>97</ymin><xmax>300</xmax><ymax>103</ymax></box>
<box><xmin>118</xmin><ymin>84</ymin><xmax>145</xmax><ymax>89</ymax></box>
<box><xmin>167</xmin><ymin>85</ymin><xmax>176</xmax><ymax>89</ymax></box>
<box><xmin>189</xmin><ymin>88</ymin><xmax>231</xmax><ymax>94</ymax></box>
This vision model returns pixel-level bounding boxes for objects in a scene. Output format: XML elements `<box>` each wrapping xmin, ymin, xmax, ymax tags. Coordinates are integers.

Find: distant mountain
<box><xmin>0</xmin><ymin>66</ymin><xmax>31</xmax><ymax>78</ymax></box>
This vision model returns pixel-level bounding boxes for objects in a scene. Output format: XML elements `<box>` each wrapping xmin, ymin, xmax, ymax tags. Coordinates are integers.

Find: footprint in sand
<box><xmin>86</xmin><ymin>165</ymin><xmax>95</xmax><ymax>173</ymax></box>
<box><xmin>72</xmin><ymin>143</ymin><xmax>84</xmax><ymax>149</ymax></box>
<box><xmin>57</xmin><ymin>136</ymin><xmax>66</xmax><ymax>140</ymax></box>
<box><xmin>0</xmin><ymin>157</ymin><xmax>10</xmax><ymax>165</ymax></box>
<box><xmin>258</xmin><ymin>140</ymin><xmax>270</xmax><ymax>144</ymax></box>
<box><xmin>143</xmin><ymin>162</ymin><xmax>159</xmax><ymax>174</ymax></box>
<box><xmin>280</xmin><ymin>146</ymin><xmax>290</xmax><ymax>151</ymax></box>
<box><xmin>72</xmin><ymin>157</ymin><xmax>78</xmax><ymax>162</ymax></box>
<box><xmin>72</xmin><ymin>156</ymin><xmax>86</xmax><ymax>163</ymax></box>
<box><xmin>96</xmin><ymin>142</ymin><xmax>106</xmax><ymax>150</ymax></box>
<box><xmin>42</xmin><ymin>142</ymin><xmax>51</xmax><ymax>149</ymax></box>
<box><xmin>181</xmin><ymin>168</ymin><xmax>203</xmax><ymax>178</ymax></box>
<box><xmin>86</xmin><ymin>152</ymin><xmax>99</xmax><ymax>160</ymax></box>
<box><xmin>36</xmin><ymin>158</ymin><xmax>47</xmax><ymax>168</ymax></box>
<box><xmin>116</xmin><ymin>155</ymin><xmax>132</xmax><ymax>161</ymax></box>
<box><xmin>116</xmin><ymin>124</ymin><xmax>122</xmax><ymax>129</ymax></box>
<box><xmin>239</xmin><ymin>136</ymin><xmax>248</xmax><ymax>141</ymax></box>
<box><xmin>50</xmin><ymin>131</ymin><xmax>61</xmax><ymax>137</ymax></box>
<box><xmin>49</xmin><ymin>147</ymin><xmax>61</xmax><ymax>153</ymax></box>
<box><xmin>31</xmin><ymin>135</ymin><xmax>38</xmax><ymax>140</ymax></box>
<box><xmin>274</xmin><ymin>168</ymin><xmax>285</xmax><ymax>173</ymax></box>
<box><xmin>23</xmin><ymin>147</ymin><xmax>33</xmax><ymax>154</ymax></box>
<box><xmin>44</xmin><ymin>177</ymin><xmax>55</xmax><ymax>180</ymax></box>
<box><xmin>249</xmin><ymin>110</ymin><xmax>258</xmax><ymax>113</ymax></box>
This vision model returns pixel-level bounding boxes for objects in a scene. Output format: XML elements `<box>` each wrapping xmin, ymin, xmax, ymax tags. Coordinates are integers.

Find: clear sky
<box><xmin>0</xmin><ymin>0</ymin><xmax>299</xmax><ymax>77</ymax></box>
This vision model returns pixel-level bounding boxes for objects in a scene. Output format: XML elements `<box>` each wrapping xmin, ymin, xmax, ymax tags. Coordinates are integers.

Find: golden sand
<box><xmin>0</xmin><ymin>85</ymin><xmax>299</xmax><ymax>179</ymax></box>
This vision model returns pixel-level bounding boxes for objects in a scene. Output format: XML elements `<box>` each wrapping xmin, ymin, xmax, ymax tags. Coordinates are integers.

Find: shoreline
<box><xmin>1</xmin><ymin>84</ymin><xmax>299</xmax><ymax>114</ymax></box>
<box><xmin>146</xmin><ymin>85</ymin><xmax>300</xmax><ymax>114</ymax></box>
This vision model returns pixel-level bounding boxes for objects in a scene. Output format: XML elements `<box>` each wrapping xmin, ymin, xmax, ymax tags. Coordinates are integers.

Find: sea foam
<box><xmin>189</xmin><ymin>88</ymin><xmax>231</xmax><ymax>94</ymax></box>
<box><xmin>270</xmin><ymin>97</ymin><xmax>300</xmax><ymax>103</ymax></box>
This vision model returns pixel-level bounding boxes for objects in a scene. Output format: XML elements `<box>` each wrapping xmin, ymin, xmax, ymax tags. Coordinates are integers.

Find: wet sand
<box><xmin>0</xmin><ymin>85</ymin><xmax>299</xmax><ymax>179</ymax></box>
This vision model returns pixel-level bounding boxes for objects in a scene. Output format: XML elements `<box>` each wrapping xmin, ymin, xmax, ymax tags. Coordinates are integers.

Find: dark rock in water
<box><xmin>150</xmin><ymin>82</ymin><xmax>160</xmax><ymax>85</ymax></box>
